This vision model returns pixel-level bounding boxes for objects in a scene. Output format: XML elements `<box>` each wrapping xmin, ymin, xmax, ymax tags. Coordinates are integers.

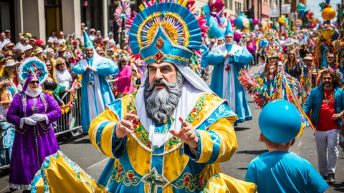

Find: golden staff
<box><xmin>283</xmin><ymin>74</ymin><xmax>316</xmax><ymax>131</ymax></box>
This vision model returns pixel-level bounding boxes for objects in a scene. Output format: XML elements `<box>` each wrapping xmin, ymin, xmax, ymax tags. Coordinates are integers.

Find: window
<box><xmin>235</xmin><ymin>2</ymin><xmax>241</xmax><ymax>14</ymax></box>
<box><xmin>229</xmin><ymin>0</ymin><xmax>233</xmax><ymax>10</ymax></box>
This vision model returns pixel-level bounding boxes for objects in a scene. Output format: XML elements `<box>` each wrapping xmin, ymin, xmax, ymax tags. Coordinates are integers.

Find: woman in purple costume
<box><xmin>6</xmin><ymin>57</ymin><xmax>61</xmax><ymax>192</ymax></box>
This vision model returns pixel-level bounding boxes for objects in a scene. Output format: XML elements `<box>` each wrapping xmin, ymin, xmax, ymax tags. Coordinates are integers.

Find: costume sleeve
<box><xmin>303</xmin><ymin>89</ymin><xmax>314</xmax><ymax>114</ymax></box>
<box><xmin>205</xmin><ymin>52</ymin><xmax>225</xmax><ymax>65</ymax></box>
<box><xmin>184</xmin><ymin>117</ymin><xmax>238</xmax><ymax>164</ymax></box>
<box><xmin>200</xmin><ymin>44</ymin><xmax>210</xmax><ymax>68</ymax></box>
<box><xmin>6</xmin><ymin>95</ymin><xmax>22</xmax><ymax>128</ymax></box>
<box><xmin>45</xmin><ymin>94</ymin><xmax>62</xmax><ymax>124</ymax></box>
<box><xmin>95</xmin><ymin>59</ymin><xmax>119</xmax><ymax>77</ymax></box>
<box><xmin>89</xmin><ymin>109</ymin><xmax>126</xmax><ymax>158</ymax></box>
<box><xmin>233</xmin><ymin>47</ymin><xmax>253</xmax><ymax>68</ymax></box>
<box><xmin>72</xmin><ymin>61</ymin><xmax>87</xmax><ymax>75</ymax></box>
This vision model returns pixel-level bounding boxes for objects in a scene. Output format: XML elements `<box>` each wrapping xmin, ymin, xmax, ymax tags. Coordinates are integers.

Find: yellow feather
<box><xmin>139</xmin><ymin>4</ymin><xmax>145</xmax><ymax>11</ymax></box>
<box><xmin>181</xmin><ymin>0</ymin><xmax>188</xmax><ymax>6</ymax></box>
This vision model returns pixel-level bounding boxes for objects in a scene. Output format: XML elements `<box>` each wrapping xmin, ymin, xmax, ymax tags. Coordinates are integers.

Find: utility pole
<box><xmin>120</xmin><ymin>17</ymin><xmax>125</xmax><ymax>49</ymax></box>
<box><xmin>279</xmin><ymin>0</ymin><xmax>282</xmax><ymax>32</ymax></box>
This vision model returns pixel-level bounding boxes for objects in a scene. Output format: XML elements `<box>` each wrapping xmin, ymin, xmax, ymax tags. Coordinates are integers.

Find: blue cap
<box><xmin>225</xmin><ymin>21</ymin><xmax>233</xmax><ymax>36</ymax></box>
<box><xmin>83</xmin><ymin>31</ymin><xmax>94</xmax><ymax>49</ymax></box>
<box><xmin>259</xmin><ymin>100</ymin><xmax>302</xmax><ymax>143</ymax></box>
<box><xmin>139</xmin><ymin>27</ymin><xmax>194</xmax><ymax>66</ymax></box>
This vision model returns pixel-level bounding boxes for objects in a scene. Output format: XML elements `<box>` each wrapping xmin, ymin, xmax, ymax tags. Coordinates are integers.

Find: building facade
<box><xmin>0</xmin><ymin>0</ymin><xmax>82</xmax><ymax>42</ymax></box>
<box><xmin>0</xmin><ymin>0</ymin><xmax>301</xmax><ymax>42</ymax></box>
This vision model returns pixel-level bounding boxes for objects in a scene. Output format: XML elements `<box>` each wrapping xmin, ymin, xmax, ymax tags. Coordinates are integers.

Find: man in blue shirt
<box><xmin>245</xmin><ymin>100</ymin><xmax>328</xmax><ymax>193</ymax></box>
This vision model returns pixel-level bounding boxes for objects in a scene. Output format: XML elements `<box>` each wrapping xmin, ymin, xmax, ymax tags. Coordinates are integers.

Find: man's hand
<box><xmin>227</xmin><ymin>52</ymin><xmax>234</xmax><ymax>57</ymax></box>
<box><xmin>116</xmin><ymin>110</ymin><xmax>139</xmax><ymax>139</ymax></box>
<box><xmin>86</xmin><ymin>66</ymin><xmax>96</xmax><ymax>72</ymax></box>
<box><xmin>332</xmin><ymin>113</ymin><xmax>342</xmax><ymax>120</ymax></box>
<box><xmin>170</xmin><ymin>117</ymin><xmax>198</xmax><ymax>148</ymax></box>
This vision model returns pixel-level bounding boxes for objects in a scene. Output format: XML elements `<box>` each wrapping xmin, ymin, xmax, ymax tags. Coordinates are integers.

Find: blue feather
<box><xmin>18</xmin><ymin>57</ymin><xmax>48</xmax><ymax>84</ymax></box>
<box><xmin>129</xmin><ymin>2</ymin><xmax>201</xmax><ymax>55</ymax></box>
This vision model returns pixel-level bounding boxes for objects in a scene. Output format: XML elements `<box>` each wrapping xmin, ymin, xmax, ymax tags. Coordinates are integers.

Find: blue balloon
<box><xmin>235</xmin><ymin>15</ymin><xmax>246</xmax><ymax>29</ymax></box>
<box><xmin>326</xmin><ymin>0</ymin><xmax>330</xmax><ymax>4</ymax></box>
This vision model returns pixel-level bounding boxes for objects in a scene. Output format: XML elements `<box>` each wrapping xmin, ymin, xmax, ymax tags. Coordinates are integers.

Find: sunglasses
<box><xmin>225</xmin><ymin>36</ymin><xmax>233</xmax><ymax>39</ymax></box>
<box><xmin>327</xmin><ymin>57</ymin><xmax>334</xmax><ymax>59</ymax></box>
<box><xmin>30</xmin><ymin>81</ymin><xmax>39</xmax><ymax>84</ymax></box>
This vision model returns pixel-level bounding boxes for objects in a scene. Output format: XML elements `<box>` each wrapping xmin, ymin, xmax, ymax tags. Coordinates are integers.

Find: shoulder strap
<box><xmin>40</xmin><ymin>92</ymin><xmax>48</xmax><ymax>113</ymax></box>
<box><xmin>20</xmin><ymin>92</ymin><xmax>27</xmax><ymax>117</ymax></box>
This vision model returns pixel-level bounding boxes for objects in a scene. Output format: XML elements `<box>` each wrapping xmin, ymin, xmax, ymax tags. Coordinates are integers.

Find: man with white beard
<box><xmin>87</xmin><ymin>2</ymin><xmax>255</xmax><ymax>193</ymax></box>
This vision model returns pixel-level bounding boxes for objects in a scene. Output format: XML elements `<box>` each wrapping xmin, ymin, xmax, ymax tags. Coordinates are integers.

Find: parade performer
<box><xmin>259</xmin><ymin>46</ymin><xmax>281</xmax><ymax>96</ymax></box>
<box><xmin>246</xmin><ymin>100</ymin><xmax>328</xmax><ymax>193</ymax></box>
<box><xmin>239</xmin><ymin>45</ymin><xmax>302</xmax><ymax>108</ymax></box>
<box><xmin>29</xmin><ymin>2</ymin><xmax>256</xmax><ymax>193</ymax></box>
<box><xmin>303</xmin><ymin>68</ymin><xmax>344</xmax><ymax>184</ymax></box>
<box><xmin>205</xmin><ymin>21</ymin><xmax>253</xmax><ymax>123</ymax></box>
<box><xmin>90</xmin><ymin>2</ymin><xmax>255</xmax><ymax>192</ymax></box>
<box><xmin>6</xmin><ymin>57</ymin><xmax>61</xmax><ymax>192</ymax></box>
<box><xmin>72</xmin><ymin>31</ymin><xmax>118</xmax><ymax>133</ymax></box>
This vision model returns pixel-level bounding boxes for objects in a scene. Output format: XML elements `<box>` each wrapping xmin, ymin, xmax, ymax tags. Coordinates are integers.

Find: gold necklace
<box><xmin>324</xmin><ymin>90</ymin><xmax>333</xmax><ymax>104</ymax></box>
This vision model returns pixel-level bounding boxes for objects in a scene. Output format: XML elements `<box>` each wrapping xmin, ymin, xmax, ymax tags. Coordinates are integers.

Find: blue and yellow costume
<box><xmin>90</xmin><ymin>93</ymin><xmax>255</xmax><ymax>193</ymax></box>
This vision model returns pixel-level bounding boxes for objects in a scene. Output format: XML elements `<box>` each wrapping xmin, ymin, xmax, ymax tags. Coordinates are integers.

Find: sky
<box><xmin>306</xmin><ymin>0</ymin><xmax>341</xmax><ymax>20</ymax></box>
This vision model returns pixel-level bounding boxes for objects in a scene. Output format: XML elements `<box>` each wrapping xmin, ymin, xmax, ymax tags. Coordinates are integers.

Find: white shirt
<box><xmin>56</xmin><ymin>70</ymin><xmax>72</xmax><ymax>89</ymax></box>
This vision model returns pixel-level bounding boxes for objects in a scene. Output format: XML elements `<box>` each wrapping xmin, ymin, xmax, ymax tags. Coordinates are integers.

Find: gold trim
<box><xmin>165</xmin><ymin>54</ymin><xmax>190</xmax><ymax>63</ymax></box>
<box><xmin>137</xmin><ymin>12</ymin><xmax>190</xmax><ymax>49</ymax></box>
<box><xmin>143</xmin><ymin>54</ymin><xmax>190</xmax><ymax>63</ymax></box>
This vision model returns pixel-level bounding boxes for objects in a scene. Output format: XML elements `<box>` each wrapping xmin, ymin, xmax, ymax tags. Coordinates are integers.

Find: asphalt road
<box><xmin>0</xmin><ymin>66</ymin><xmax>343</xmax><ymax>192</ymax></box>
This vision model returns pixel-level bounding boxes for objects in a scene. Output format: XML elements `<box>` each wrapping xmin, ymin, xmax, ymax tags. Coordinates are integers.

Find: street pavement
<box><xmin>0</xmin><ymin>65</ymin><xmax>343</xmax><ymax>192</ymax></box>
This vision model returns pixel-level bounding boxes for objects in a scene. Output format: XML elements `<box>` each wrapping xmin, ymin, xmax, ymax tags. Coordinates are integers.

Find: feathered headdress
<box><xmin>19</xmin><ymin>57</ymin><xmax>48</xmax><ymax>85</ymax></box>
<box><xmin>129</xmin><ymin>1</ymin><xmax>202</xmax><ymax>66</ymax></box>
<box><xmin>265</xmin><ymin>43</ymin><xmax>283</xmax><ymax>60</ymax></box>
